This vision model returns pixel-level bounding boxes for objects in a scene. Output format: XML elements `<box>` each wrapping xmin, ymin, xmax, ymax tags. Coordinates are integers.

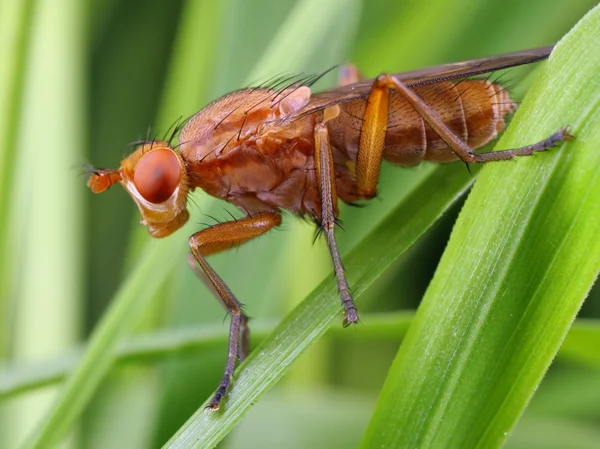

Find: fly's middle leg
<box><xmin>314</xmin><ymin>122</ymin><xmax>359</xmax><ymax>326</ymax></box>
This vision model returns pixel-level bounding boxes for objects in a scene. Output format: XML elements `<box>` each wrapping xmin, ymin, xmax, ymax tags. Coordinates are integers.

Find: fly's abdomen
<box><xmin>332</xmin><ymin>80</ymin><xmax>516</xmax><ymax>167</ymax></box>
<box><xmin>387</xmin><ymin>80</ymin><xmax>516</xmax><ymax>164</ymax></box>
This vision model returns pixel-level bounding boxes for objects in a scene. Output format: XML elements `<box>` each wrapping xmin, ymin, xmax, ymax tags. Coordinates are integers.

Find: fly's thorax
<box><xmin>118</xmin><ymin>142</ymin><xmax>190</xmax><ymax>238</ymax></box>
<box><xmin>177</xmin><ymin>86</ymin><xmax>312</xmax><ymax>164</ymax></box>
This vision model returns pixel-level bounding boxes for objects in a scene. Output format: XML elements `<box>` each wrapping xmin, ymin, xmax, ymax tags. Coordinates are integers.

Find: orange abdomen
<box><xmin>330</xmin><ymin>80</ymin><xmax>516</xmax><ymax>166</ymax></box>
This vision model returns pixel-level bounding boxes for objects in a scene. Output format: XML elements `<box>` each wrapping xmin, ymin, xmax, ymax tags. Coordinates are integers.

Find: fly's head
<box><xmin>87</xmin><ymin>141</ymin><xmax>190</xmax><ymax>238</ymax></box>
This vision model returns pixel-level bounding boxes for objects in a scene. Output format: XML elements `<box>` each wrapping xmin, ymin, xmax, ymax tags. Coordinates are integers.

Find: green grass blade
<box><xmin>3</xmin><ymin>315</ymin><xmax>599</xmax><ymax>401</ymax></box>
<box><xmin>359</xmin><ymin>6</ymin><xmax>600</xmax><ymax>449</ymax></box>
<box><xmin>21</xmin><ymin>238</ymin><xmax>186</xmax><ymax>449</ymax></box>
<box><xmin>3</xmin><ymin>0</ymin><xmax>86</xmax><ymax>446</ymax></box>
<box><xmin>0</xmin><ymin>313</ymin><xmax>405</xmax><ymax>399</ymax></box>
<box><xmin>0</xmin><ymin>0</ymin><xmax>34</xmax><ymax>357</ymax></box>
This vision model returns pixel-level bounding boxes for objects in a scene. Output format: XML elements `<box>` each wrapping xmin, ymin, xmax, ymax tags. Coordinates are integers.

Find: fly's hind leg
<box><xmin>188</xmin><ymin>212</ymin><xmax>282</xmax><ymax>410</ymax></box>
<box><xmin>355</xmin><ymin>73</ymin><xmax>571</xmax><ymax>194</ymax></box>
<box><xmin>314</xmin><ymin>121</ymin><xmax>359</xmax><ymax>325</ymax></box>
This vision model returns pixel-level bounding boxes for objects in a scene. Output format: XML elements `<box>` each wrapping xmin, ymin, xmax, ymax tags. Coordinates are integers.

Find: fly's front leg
<box><xmin>314</xmin><ymin>122</ymin><xmax>359</xmax><ymax>325</ymax></box>
<box><xmin>186</xmin><ymin>253</ymin><xmax>251</xmax><ymax>361</ymax></box>
<box><xmin>363</xmin><ymin>74</ymin><xmax>571</xmax><ymax>168</ymax></box>
<box><xmin>188</xmin><ymin>212</ymin><xmax>282</xmax><ymax>410</ymax></box>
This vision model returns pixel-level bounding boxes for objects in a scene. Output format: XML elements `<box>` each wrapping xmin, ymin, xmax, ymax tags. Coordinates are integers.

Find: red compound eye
<box><xmin>133</xmin><ymin>149</ymin><xmax>181</xmax><ymax>203</ymax></box>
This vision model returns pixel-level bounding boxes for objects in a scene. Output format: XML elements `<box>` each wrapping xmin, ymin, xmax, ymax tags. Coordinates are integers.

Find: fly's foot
<box><xmin>559</xmin><ymin>125</ymin><xmax>574</xmax><ymax>141</ymax></box>
<box><xmin>343</xmin><ymin>310</ymin><xmax>360</xmax><ymax>327</ymax></box>
<box><xmin>545</xmin><ymin>125</ymin><xmax>573</xmax><ymax>148</ymax></box>
<box><xmin>204</xmin><ymin>403</ymin><xmax>220</xmax><ymax>412</ymax></box>
<box><xmin>342</xmin><ymin>290</ymin><xmax>360</xmax><ymax>326</ymax></box>
<box><xmin>204</xmin><ymin>376</ymin><xmax>231</xmax><ymax>412</ymax></box>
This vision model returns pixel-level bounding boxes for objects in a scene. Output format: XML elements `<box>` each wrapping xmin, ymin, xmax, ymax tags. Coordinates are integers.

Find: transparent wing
<box><xmin>284</xmin><ymin>45</ymin><xmax>553</xmax><ymax>122</ymax></box>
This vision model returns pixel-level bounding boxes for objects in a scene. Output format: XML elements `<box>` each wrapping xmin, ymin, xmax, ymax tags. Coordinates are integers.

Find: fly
<box><xmin>87</xmin><ymin>45</ymin><xmax>571</xmax><ymax>410</ymax></box>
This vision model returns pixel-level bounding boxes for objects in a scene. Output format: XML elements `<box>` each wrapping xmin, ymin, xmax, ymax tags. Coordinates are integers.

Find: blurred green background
<box><xmin>1</xmin><ymin>0</ymin><xmax>599</xmax><ymax>448</ymax></box>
